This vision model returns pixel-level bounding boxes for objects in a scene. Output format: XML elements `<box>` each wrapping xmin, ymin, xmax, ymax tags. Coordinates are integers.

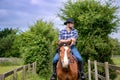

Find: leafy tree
<box><xmin>18</xmin><ymin>20</ymin><xmax>58</xmax><ymax>78</ymax></box>
<box><xmin>0</xmin><ymin>28</ymin><xmax>15</xmax><ymax>38</ymax></box>
<box><xmin>58</xmin><ymin>0</ymin><xmax>120</xmax><ymax>79</ymax></box>
<box><xmin>0</xmin><ymin>28</ymin><xmax>19</xmax><ymax>57</ymax></box>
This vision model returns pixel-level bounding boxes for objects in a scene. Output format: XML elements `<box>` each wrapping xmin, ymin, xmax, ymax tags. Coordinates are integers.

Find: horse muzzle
<box><xmin>61</xmin><ymin>61</ymin><xmax>69</xmax><ymax>68</ymax></box>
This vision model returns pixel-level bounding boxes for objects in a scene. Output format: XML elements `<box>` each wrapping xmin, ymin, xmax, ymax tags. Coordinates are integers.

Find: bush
<box><xmin>18</xmin><ymin>20</ymin><xmax>58</xmax><ymax>78</ymax></box>
<box><xmin>0</xmin><ymin>28</ymin><xmax>20</xmax><ymax>57</ymax></box>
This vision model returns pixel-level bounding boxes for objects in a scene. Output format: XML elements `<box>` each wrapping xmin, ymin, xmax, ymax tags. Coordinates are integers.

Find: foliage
<box><xmin>0</xmin><ymin>28</ymin><xmax>20</xmax><ymax>57</ymax></box>
<box><xmin>0</xmin><ymin>66</ymin><xmax>20</xmax><ymax>74</ymax></box>
<box><xmin>110</xmin><ymin>38</ymin><xmax>120</xmax><ymax>55</ymax></box>
<box><xmin>18</xmin><ymin>20</ymin><xmax>58</xmax><ymax>78</ymax></box>
<box><xmin>0</xmin><ymin>28</ymin><xmax>15</xmax><ymax>38</ymax></box>
<box><xmin>58</xmin><ymin>0</ymin><xmax>120</xmax><ymax>79</ymax></box>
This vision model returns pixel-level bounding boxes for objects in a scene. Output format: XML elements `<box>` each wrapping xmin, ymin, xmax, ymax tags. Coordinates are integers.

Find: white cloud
<box><xmin>30</xmin><ymin>0</ymin><xmax>43</xmax><ymax>5</ymax></box>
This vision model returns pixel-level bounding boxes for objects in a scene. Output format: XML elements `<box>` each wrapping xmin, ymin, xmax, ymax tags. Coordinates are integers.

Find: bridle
<box><xmin>58</xmin><ymin>43</ymin><xmax>75</xmax><ymax>65</ymax></box>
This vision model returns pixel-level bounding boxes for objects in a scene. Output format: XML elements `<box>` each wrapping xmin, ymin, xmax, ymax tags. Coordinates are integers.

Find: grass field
<box><xmin>0</xmin><ymin>58</ymin><xmax>42</xmax><ymax>80</ymax></box>
<box><xmin>0</xmin><ymin>64</ymin><xmax>41</xmax><ymax>80</ymax></box>
<box><xmin>112</xmin><ymin>57</ymin><xmax>120</xmax><ymax>66</ymax></box>
<box><xmin>0</xmin><ymin>66</ymin><xmax>20</xmax><ymax>74</ymax></box>
<box><xmin>111</xmin><ymin>56</ymin><xmax>120</xmax><ymax>80</ymax></box>
<box><xmin>0</xmin><ymin>57</ymin><xmax>120</xmax><ymax>80</ymax></box>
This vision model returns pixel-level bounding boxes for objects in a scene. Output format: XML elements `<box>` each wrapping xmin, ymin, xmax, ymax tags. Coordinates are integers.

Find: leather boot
<box><xmin>50</xmin><ymin>63</ymin><xmax>57</xmax><ymax>80</ymax></box>
<box><xmin>78</xmin><ymin>61</ymin><xmax>86</xmax><ymax>80</ymax></box>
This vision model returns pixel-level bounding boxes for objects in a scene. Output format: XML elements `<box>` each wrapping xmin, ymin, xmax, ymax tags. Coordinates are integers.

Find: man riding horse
<box><xmin>50</xmin><ymin>18</ymin><xmax>86</xmax><ymax>80</ymax></box>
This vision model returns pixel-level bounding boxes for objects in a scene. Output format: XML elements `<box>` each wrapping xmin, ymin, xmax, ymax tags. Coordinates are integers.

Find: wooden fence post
<box><xmin>105</xmin><ymin>62</ymin><xmax>109</xmax><ymax>80</ymax></box>
<box><xmin>34</xmin><ymin>62</ymin><xmax>36</xmax><ymax>74</ymax></box>
<box><xmin>13</xmin><ymin>69</ymin><xmax>17</xmax><ymax>80</ymax></box>
<box><xmin>94</xmin><ymin>60</ymin><xmax>98</xmax><ymax>80</ymax></box>
<box><xmin>27</xmin><ymin>64</ymin><xmax>31</xmax><ymax>78</ymax></box>
<box><xmin>32</xmin><ymin>62</ymin><xmax>35</xmax><ymax>74</ymax></box>
<box><xmin>28</xmin><ymin>64</ymin><xmax>30</xmax><ymax>74</ymax></box>
<box><xmin>22</xmin><ymin>66</ymin><xmax>26</xmax><ymax>80</ymax></box>
<box><xmin>0</xmin><ymin>74</ymin><xmax>5</xmax><ymax>80</ymax></box>
<box><xmin>88</xmin><ymin>60</ymin><xmax>91</xmax><ymax>80</ymax></box>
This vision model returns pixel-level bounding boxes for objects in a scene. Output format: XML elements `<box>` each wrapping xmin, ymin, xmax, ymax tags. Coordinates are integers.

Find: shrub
<box><xmin>18</xmin><ymin>20</ymin><xmax>58</xmax><ymax>78</ymax></box>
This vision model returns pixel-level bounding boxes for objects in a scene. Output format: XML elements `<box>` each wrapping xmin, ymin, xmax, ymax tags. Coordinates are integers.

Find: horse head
<box><xmin>57</xmin><ymin>41</ymin><xmax>72</xmax><ymax>68</ymax></box>
<box><xmin>57</xmin><ymin>41</ymin><xmax>79</xmax><ymax>80</ymax></box>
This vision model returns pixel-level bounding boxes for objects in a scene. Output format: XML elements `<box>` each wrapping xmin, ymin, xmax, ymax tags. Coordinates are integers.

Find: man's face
<box><xmin>67</xmin><ymin>22</ymin><xmax>74</xmax><ymax>29</ymax></box>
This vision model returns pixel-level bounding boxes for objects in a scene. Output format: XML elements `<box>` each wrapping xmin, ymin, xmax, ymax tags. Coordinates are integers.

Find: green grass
<box><xmin>0</xmin><ymin>58</ymin><xmax>23</xmax><ymax>74</ymax></box>
<box><xmin>112</xmin><ymin>57</ymin><xmax>120</xmax><ymax>66</ymax></box>
<box><xmin>0</xmin><ymin>66</ymin><xmax>20</xmax><ymax>74</ymax></box>
<box><xmin>0</xmin><ymin>57</ymin><xmax>120</xmax><ymax>80</ymax></box>
<box><xmin>0</xmin><ymin>58</ymin><xmax>41</xmax><ymax>80</ymax></box>
<box><xmin>26</xmin><ymin>73</ymin><xmax>41</xmax><ymax>80</ymax></box>
<box><xmin>111</xmin><ymin>56</ymin><xmax>120</xmax><ymax>80</ymax></box>
<box><xmin>0</xmin><ymin>65</ymin><xmax>41</xmax><ymax>80</ymax></box>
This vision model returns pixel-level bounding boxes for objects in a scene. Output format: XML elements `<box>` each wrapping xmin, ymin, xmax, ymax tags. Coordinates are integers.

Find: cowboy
<box><xmin>50</xmin><ymin>18</ymin><xmax>86</xmax><ymax>80</ymax></box>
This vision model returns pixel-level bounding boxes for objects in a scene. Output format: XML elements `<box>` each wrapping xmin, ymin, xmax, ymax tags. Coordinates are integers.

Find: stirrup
<box><xmin>50</xmin><ymin>73</ymin><xmax>57</xmax><ymax>80</ymax></box>
<box><xmin>81</xmin><ymin>72</ymin><xmax>86</xmax><ymax>80</ymax></box>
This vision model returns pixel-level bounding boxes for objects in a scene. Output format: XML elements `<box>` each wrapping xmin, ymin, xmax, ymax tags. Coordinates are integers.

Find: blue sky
<box><xmin>0</xmin><ymin>0</ymin><xmax>66</xmax><ymax>30</ymax></box>
<box><xmin>0</xmin><ymin>0</ymin><xmax>120</xmax><ymax>41</ymax></box>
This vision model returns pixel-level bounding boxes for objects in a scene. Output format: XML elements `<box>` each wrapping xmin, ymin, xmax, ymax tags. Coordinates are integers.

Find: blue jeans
<box><xmin>53</xmin><ymin>45</ymin><xmax>83</xmax><ymax>64</ymax></box>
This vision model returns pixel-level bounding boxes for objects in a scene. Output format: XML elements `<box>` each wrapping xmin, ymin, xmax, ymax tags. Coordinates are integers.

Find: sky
<box><xmin>0</xmin><ymin>0</ymin><xmax>120</xmax><ymax>41</ymax></box>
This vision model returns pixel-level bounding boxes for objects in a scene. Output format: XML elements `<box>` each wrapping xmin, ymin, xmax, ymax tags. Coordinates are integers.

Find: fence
<box><xmin>0</xmin><ymin>62</ymin><xmax>36</xmax><ymax>80</ymax></box>
<box><xmin>88</xmin><ymin>60</ymin><xmax>120</xmax><ymax>80</ymax></box>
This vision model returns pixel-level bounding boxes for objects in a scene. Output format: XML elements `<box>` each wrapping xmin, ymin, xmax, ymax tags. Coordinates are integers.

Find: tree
<box><xmin>18</xmin><ymin>20</ymin><xmax>58</xmax><ymax>79</ymax></box>
<box><xmin>58</xmin><ymin>0</ymin><xmax>119</xmax><ymax>79</ymax></box>
<box><xmin>0</xmin><ymin>28</ymin><xmax>14</xmax><ymax>38</ymax></box>
<box><xmin>0</xmin><ymin>28</ymin><xmax>19</xmax><ymax>57</ymax></box>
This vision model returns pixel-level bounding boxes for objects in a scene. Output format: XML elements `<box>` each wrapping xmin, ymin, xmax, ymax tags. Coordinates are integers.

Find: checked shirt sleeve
<box><xmin>58</xmin><ymin>30</ymin><xmax>62</xmax><ymax>40</ymax></box>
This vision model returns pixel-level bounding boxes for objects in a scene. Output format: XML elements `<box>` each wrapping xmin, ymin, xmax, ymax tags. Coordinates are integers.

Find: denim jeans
<box><xmin>53</xmin><ymin>45</ymin><xmax>83</xmax><ymax>64</ymax></box>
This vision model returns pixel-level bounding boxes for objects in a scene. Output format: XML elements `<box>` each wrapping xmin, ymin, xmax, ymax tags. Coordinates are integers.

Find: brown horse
<box><xmin>57</xmin><ymin>42</ymin><xmax>79</xmax><ymax>80</ymax></box>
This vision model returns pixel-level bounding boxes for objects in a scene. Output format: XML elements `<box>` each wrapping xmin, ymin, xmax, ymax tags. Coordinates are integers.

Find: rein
<box><xmin>58</xmin><ymin>43</ymin><xmax>75</xmax><ymax>64</ymax></box>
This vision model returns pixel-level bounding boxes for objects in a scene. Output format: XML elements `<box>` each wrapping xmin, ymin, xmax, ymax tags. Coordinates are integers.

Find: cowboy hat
<box><xmin>64</xmin><ymin>18</ymin><xmax>74</xmax><ymax>25</ymax></box>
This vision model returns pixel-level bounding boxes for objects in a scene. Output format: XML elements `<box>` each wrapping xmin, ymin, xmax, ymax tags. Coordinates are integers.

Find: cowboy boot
<box><xmin>50</xmin><ymin>63</ymin><xmax>57</xmax><ymax>80</ymax></box>
<box><xmin>78</xmin><ymin>61</ymin><xmax>86</xmax><ymax>80</ymax></box>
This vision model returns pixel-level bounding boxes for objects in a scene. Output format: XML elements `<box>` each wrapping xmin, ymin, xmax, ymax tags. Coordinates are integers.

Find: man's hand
<box><xmin>59</xmin><ymin>38</ymin><xmax>76</xmax><ymax>46</ymax></box>
<box><xmin>71</xmin><ymin>38</ymin><xmax>76</xmax><ymax>42</ymax></box>
<box><xmin>70</xmin><ymin>38</ymin><xmax>76</xmax><ymax>46</ymax></box>
<box><xmin>59</xmin><ymin>39</ymin><xmax>71</xmax><ymax>43</ymax></box>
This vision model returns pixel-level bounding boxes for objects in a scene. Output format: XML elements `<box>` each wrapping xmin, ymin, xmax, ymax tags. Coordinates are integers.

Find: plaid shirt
<box><xmin>58</xmin><ymin>28</ymin><xmax>78</xmax><ymax>40</ymax></box>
